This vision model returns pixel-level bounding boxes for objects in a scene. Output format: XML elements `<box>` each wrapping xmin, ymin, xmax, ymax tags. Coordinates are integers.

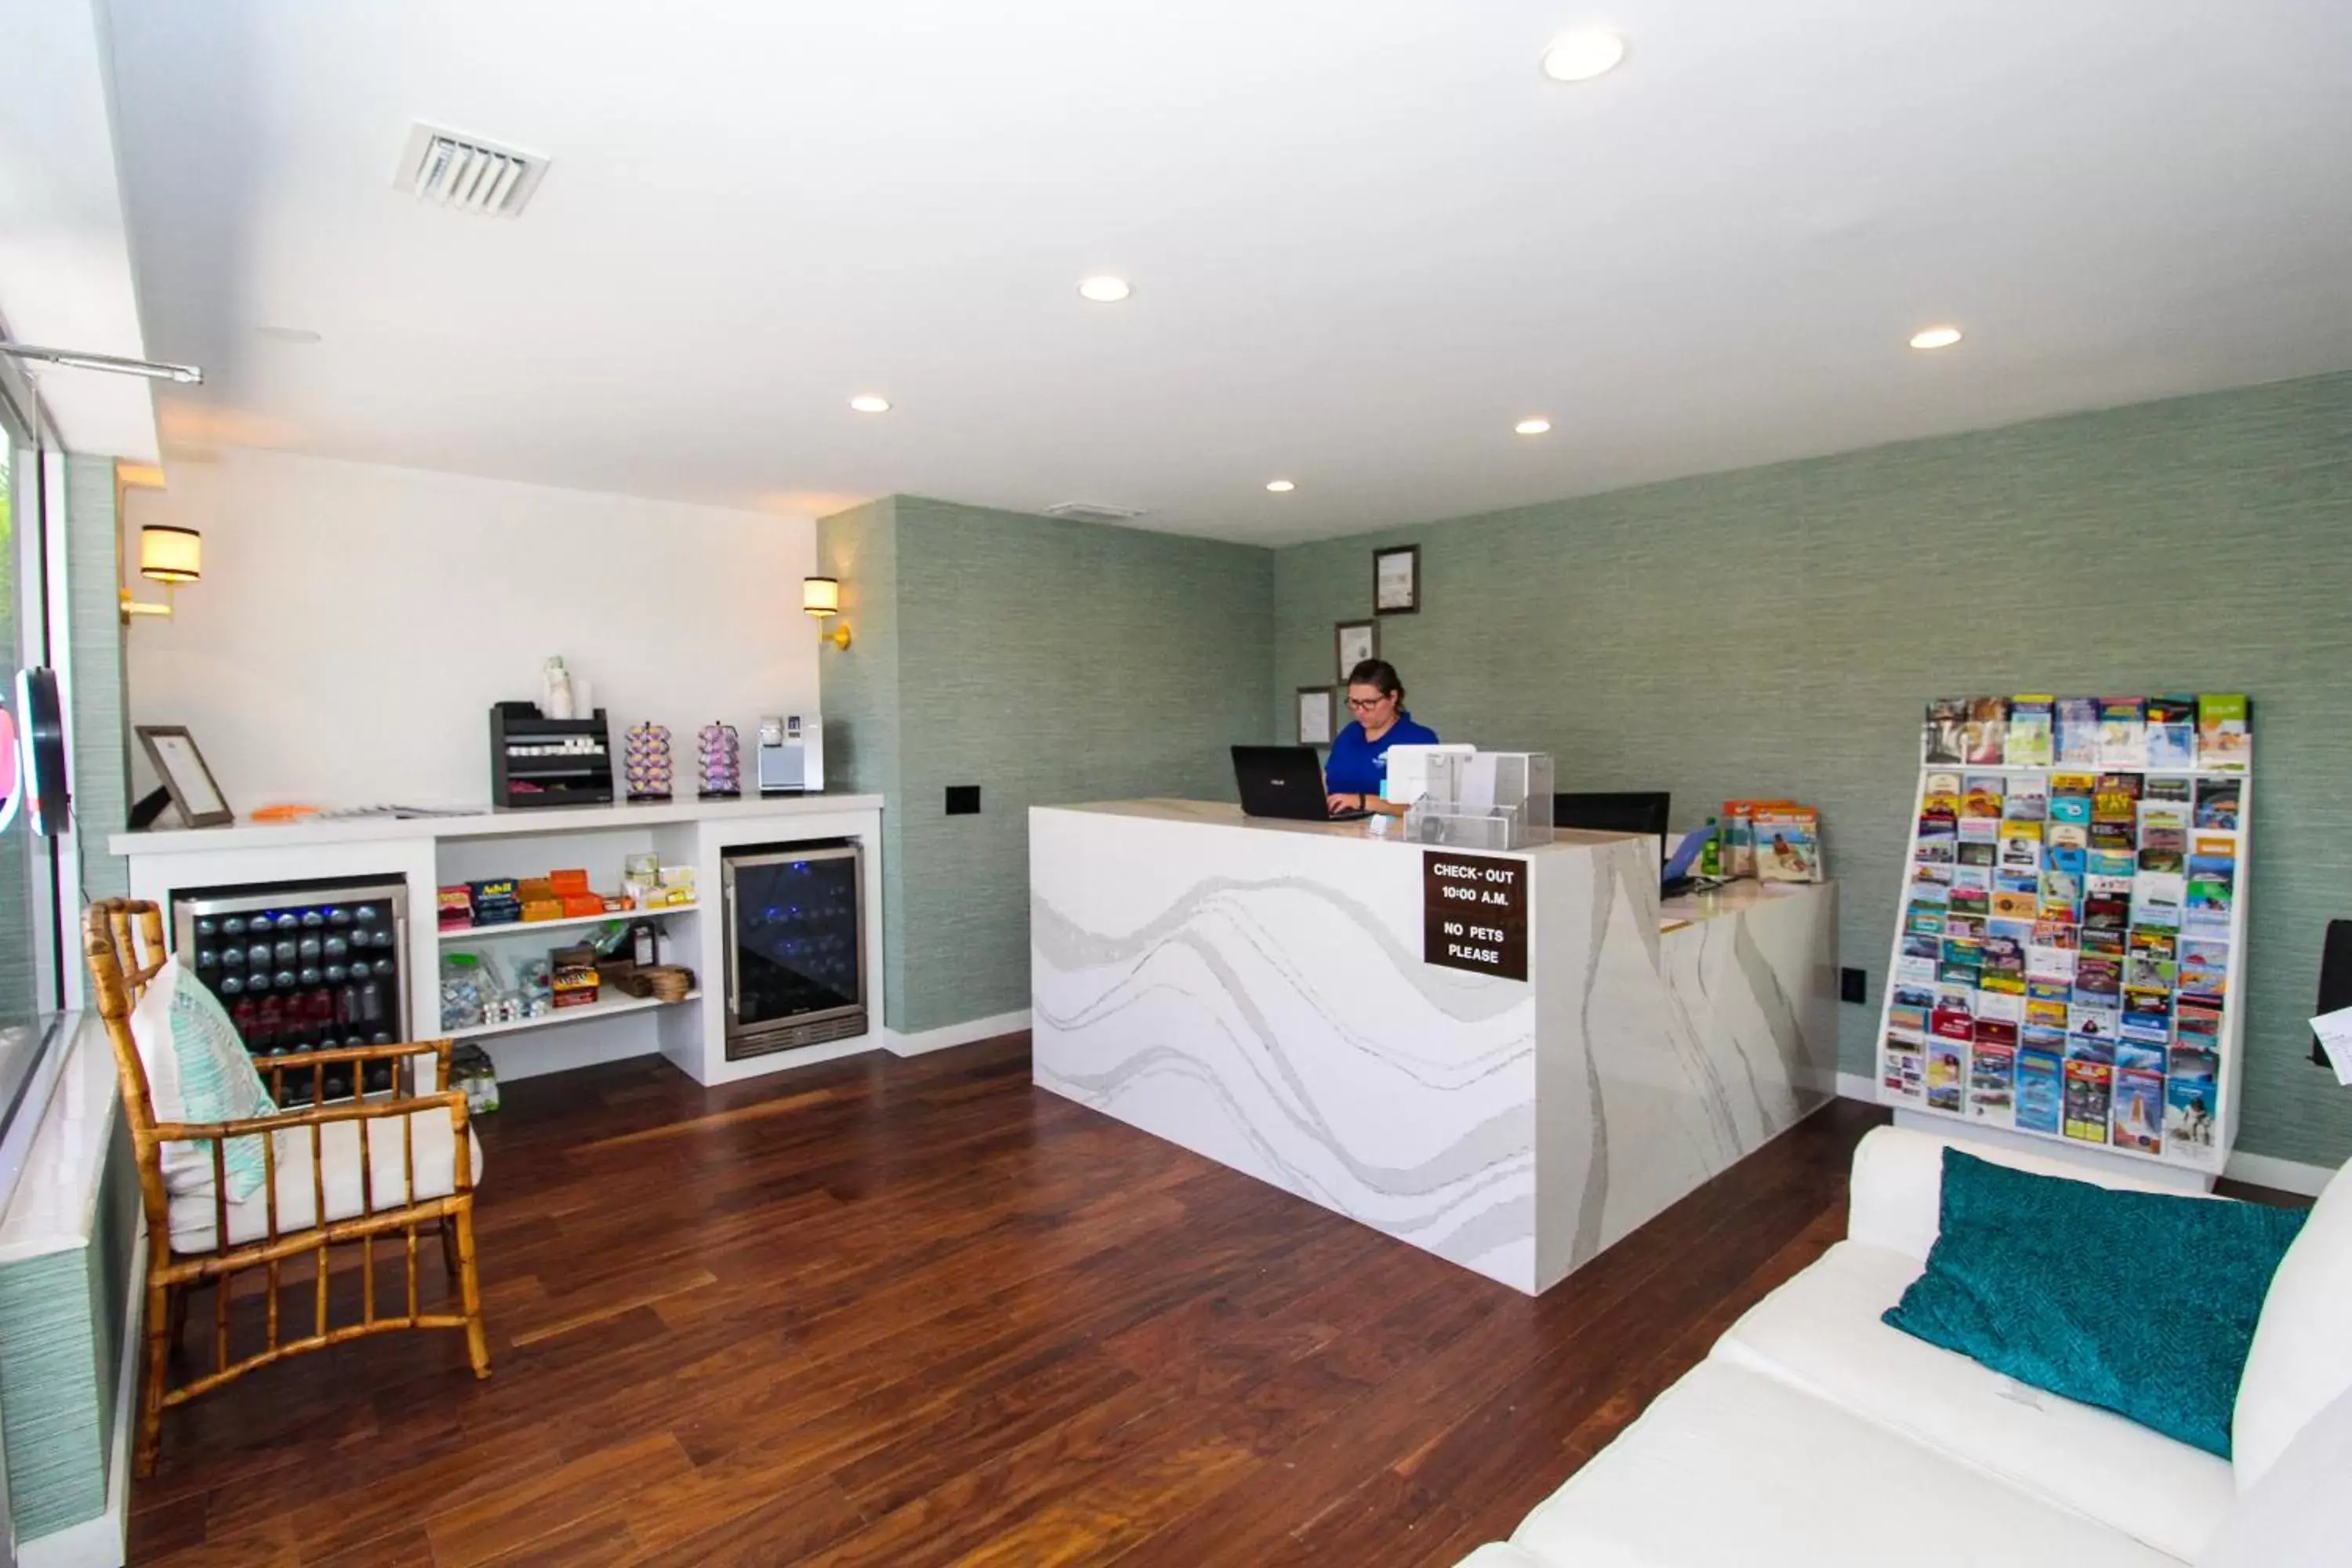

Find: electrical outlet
<box><xmin>1839</xmin><ymin>967</ymin><xmax>1867</xmax><ymax>1005</ymax></box>
<box><xmin>945</xmin><ymin>785</ymin><xmax>981</xmax><ymax>816</ymax></box>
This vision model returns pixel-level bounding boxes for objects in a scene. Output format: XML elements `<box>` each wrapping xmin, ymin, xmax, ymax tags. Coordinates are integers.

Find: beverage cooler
<box><xmin>721</xmin><ymin>841</ymin><xmax>866</xmax><ymax>1059</ymax></box>
<box><xmin>172</xmin><ymin>879</ymin><xmax>410</xmax><ymax>1104</ymax></box>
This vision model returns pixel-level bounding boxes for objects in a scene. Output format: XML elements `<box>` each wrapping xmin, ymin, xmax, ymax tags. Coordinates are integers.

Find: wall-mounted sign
<box><xmin>1422</xmin><ymin>851</ymin><xmax>1528</xmax><ymax>980</ymax></box>
<box><xmin>2</xmin><ymin>668</ymin><xmax>68</xmax><ymax>838</ymax></box>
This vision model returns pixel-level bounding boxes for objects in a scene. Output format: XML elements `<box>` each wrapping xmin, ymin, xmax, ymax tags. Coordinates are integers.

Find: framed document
<box><xmin>1297</xmin><ymin>687</ymin><xmax>1335</xmax><ymax>746</ymax></box>
<box><xmin>1335</xmin><ymin>619</ymin><xmax>1378</xmax><ymax>681</ymax></box>
<box><xmin>1374</xmin><ymin>543</ymin><xmax>1421</xmax><ymax>615</ymax></box>
<box><xmin>136</xmin><ymin>724</ymin><xmax>234</xmax><ymax>828</ymax></box>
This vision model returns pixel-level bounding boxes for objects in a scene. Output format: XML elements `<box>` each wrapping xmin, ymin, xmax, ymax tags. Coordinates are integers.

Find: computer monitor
<box><xmin>1552</xmin><ymin>790</ymin><xmax>1671</xmax><ymax>869</ymax></box>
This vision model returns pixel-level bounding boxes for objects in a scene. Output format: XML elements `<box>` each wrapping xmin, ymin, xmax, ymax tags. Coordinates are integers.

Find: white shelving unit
<box><xmin>445</xmin><ymin>987</ymin><xmax>702</xmax><ymax>1044</ymax></box>
<box><xmin>116</xmin><ymin>793</ymin><xmax>887</xmax><ymax>1089</ymax></box>
<box><xmin>437</xmin><ymin>902</ymin><xmax>701</xmax><ymax>942</ymax></box>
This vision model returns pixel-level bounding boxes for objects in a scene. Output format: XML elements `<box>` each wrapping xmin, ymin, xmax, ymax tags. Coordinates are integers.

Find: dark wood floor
<box><xmin>129</xmin><ymin>1035</ymin><xmax>1889</xmax><ymax>1566</ymax></box>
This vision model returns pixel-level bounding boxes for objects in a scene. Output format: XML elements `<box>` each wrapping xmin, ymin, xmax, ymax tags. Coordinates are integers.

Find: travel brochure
<box><xmin>1882</xmin><ymin>693</ymin><xmax>2249</xmax><ymax>1168</ymax></box>
<box><xmin>1921</xmin><ymin>693</ymin><xmax>2249</xmax><ymax>773</ymax></box>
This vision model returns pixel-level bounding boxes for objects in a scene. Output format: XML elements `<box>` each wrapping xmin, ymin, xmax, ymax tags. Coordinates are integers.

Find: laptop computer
<box><xmin>1660</xmin><ymin>828</ymin><xmax>1711</xmax><ymax>898</ymax></box>
<box><xmin>1232</xmin><ymin>745</ymin><xmax>1370</xmax><ymax>822</ymax></box>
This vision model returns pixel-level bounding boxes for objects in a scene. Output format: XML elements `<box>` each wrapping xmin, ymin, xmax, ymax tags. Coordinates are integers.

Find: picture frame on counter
<box><xmin>135</xmin><ymin>724</ymin><xmax>234</xmax><ymax>828</ymax></box>
<box><xmin>1374</xmin><ymin>543</ymin><xmax>1421</xmax><ymax>615</ymax></box>
<box><xmin>1297</xmin><ymin>686</ymin><xmax>1335</xmax><ymax>747</ymax></box>
<box><xmin>1336</xmin><ymin>619</ymin><xmax>1379</xmax><ymax>681</ymax></box>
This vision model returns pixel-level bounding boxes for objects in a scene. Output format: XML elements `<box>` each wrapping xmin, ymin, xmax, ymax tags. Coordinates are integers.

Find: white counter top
<box><xmin>1047</xmin><ymin>802</ymin><xmax>1825</xmax><ymax>933</ymax></box>
<box><xmin>1660</xmin><ymin>877</ymin><xmax>1831</xmax><ymax>931</ymax></box>
<box><xmin>109</xmin><ymin>792</ymin><xmax>884</xmax><ymax>858</ymax></box>
<box><xmin>1045</xmin><ymin>798</ymin><xmax>1642</xmax><ymax>858</ymax></box>
<box><xmin>0</xmin><ymin>1015</ymin><xmax>116</xmax><ymax>1265</ymax></box>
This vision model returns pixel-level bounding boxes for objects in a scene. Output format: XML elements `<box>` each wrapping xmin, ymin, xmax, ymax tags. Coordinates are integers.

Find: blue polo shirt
<box><xmin>1324</xmin><ymin>712</ymin><xmax>1439</xmax><ymax>797</ymax></box>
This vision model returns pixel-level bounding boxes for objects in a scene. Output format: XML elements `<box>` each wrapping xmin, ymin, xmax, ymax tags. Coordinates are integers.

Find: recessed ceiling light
<box><xmin>1265</xmin><ymin>480</ymin><xmax>1296</xmax><ymax>493</ymax></box>
<box><xmin>1515</xmin><ymin>417</ymin><xmax>1553</xmax><ymax>435</ymax></box>
<box><xmin>254</xmin><ymin>325</ymin><xmax>321</xmax><ymax>345</ymax></box>
<box><xmin>1541</xmin><ymin>29</ymin><xmax>1626</xmax><ymax>82</ymax></box>
<box><xmin>848</xmin><ymin>394</ymin><xmax>891</xmax><ymax>413</ymax></box>
<box><xmin>1077</xmin><ymin>276</ymin><xmax>1132</xmax><ymax>303</ymax></box>
<box><xmin>1908</xmin><ymin>325</ymin><xmax>1964</xmax><ymax>350</ymax></box>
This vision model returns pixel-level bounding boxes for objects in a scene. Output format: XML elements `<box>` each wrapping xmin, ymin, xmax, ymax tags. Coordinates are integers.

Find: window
<box><xmin>0</xmin><ymin>366</ymin><xmax>66</xmax><ymax>1171</ymax></box>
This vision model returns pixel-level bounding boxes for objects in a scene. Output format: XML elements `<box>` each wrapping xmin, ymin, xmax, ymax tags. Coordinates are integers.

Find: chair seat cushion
<box><xmin>168</xmin><ymin>1106</ymin><xmax>484</xmax><ymax>1254</ymax></box>
<box><xmin>1501</xmin><ymin>1360</ymin><xmax>2180</xmax><ymax>1568</ymax></box>
<box><xmin>1714</xmin><ymin>1239</ymin><xmax>2233</xmax><ymax>1563</ymax></box>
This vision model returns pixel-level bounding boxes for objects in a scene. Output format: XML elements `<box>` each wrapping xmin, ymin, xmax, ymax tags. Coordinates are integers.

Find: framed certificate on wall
<box><xmin>1298</xmin><ymin>687</ymin><xmax>1334</xmax><ymax>746</ymax></box>
<box><xmin>1374</xmin><ymin>543</ymin><xmax>1421</xmax><ymax>614</ymax></box>
<box><xmin>1335</xmin><ymin>619</ymin><xmax>1378</xmax><ymax>681</ymax></box>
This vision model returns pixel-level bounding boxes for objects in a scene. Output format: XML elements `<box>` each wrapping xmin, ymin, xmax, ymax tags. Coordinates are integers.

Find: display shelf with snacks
<box><xmin>436</xmin><ymin>902</ymin><xmax>702</xmax><ymax>942</ymax></box>
<box><xmin>1878</xmin><ymin>693</ymin><xmax>2252</xmax><ymax>1182</ymax></box>
<box><xmin>446</xmin><ymin>985</ymin><xmax>702</xmax><ymax>1044</ymax></box>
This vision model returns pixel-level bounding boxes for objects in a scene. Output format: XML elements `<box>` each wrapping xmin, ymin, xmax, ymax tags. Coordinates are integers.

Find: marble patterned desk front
<box><xmin>1030</xmin><ymin>802</ymin><xmax>1836</xmax><ymax>1294</ymax></box>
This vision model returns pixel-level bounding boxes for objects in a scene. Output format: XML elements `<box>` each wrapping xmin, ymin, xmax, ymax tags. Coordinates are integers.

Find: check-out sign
<box><xmin>1423</xmin><ymin>851</ymin><xmax>1528</xmax><ymax>981</ymax></box>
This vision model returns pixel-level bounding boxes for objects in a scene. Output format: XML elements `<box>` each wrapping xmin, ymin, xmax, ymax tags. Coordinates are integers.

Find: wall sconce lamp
<box><xmin>804</xmin><ymin>575</ymin><xmax>851</xmax><ymax>650</ymax></box>
<box><xmin>122</xmin><ymin>525</ymin><xmax>201</xmax><ymax>621</ymax></box>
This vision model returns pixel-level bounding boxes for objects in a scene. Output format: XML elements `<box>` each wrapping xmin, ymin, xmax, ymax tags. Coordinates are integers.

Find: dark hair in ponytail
<box><xmin>1345</xmin><ymin>659</ymin><xmax>1404</xmax><ymax>702</ymax></box>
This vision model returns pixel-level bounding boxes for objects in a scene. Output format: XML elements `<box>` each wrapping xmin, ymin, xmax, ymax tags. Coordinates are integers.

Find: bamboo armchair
<box><xmin>84</xmin><ymin>899</ymin><xmax>489</xmax><ymax>1478</ymax></box>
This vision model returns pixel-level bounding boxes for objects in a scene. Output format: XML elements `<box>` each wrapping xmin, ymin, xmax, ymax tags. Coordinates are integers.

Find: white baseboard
<box><xmin>20</xmin><ymin>1231</ymin><xmax>142</xmax><ymax>1568</ymax></box>
<box><xmin>2223</xmin><ymin>1149</ymin><xmax>2335</xmax><ymax>1198</ymax></box>
<box><xmin>886</xmin><ymin>1008</ymin><xmax>1030</xmax><ymax>1058</ymax></box>
<box><xmin>1836</xmin><ymin>1071</ymin><xmax>1878</xmax><ymax>1102</ymax></box>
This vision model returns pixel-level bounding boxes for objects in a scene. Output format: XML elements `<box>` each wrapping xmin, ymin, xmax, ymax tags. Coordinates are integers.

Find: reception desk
<box><xmin>1029</xmin><ymin>800</ymin><xmax>1837</xmax><ymax>1295</ymax></box>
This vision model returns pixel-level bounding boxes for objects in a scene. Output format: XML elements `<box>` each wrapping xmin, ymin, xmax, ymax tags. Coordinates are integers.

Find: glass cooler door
<box><xmin>723</xmin><ymin>844</ymin><xmax>866</xmax><ymax>1058</ymax></box>
<box><xmin>173</xmin><ymin>880</ymin><xmax>409</xmax><ymax>1103</ymax></box>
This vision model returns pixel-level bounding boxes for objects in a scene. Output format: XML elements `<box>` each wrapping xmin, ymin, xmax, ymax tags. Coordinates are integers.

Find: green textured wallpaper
<box><xmin>817</xmin><ymin>500</ymin><xmax>911</xmax><ymax>1018</ymax></box>
<box><xmin>0</xmin><ymin>1115</ymin><xmax>138</xmax><ymax>1541</ymax></box>
<box><xmin>820</xmin><ymin>496</ymin><xmax>1275</xmax><ymax>1034</ymax></box>
<box><xmin>65</xmin><ymin>455</ymin><xmax>129</xmax><ymax>900</ymax></box>
<box><xmin>1270</xmin><ymin>371</ymin><xmax>2352</xmax><ymax>1168</ymax></box>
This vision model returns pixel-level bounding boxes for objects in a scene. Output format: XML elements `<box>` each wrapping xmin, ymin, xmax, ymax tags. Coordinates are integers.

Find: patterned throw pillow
<box><xmin>128</xmin><ymin>956</ymin><xmax>278</xmax><ymax>1201</ymax></box>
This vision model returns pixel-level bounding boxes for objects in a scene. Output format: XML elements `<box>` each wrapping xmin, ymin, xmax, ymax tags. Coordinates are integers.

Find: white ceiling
<box><xmin>0</xmin><ymin>0</ymin><xmax>158</xmax><ymax>458</ymax></box>
<box><xmin>100</xmin><ymin>0</ymin><xmax>2352</xmax><ymax>544</ymax></box>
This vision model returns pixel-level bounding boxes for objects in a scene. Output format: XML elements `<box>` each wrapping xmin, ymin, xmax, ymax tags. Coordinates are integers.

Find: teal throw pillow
<box><xmin>159</xmin><ymin>960</ymin><xmax>278</xmax><ymax>1201</ymax></box>
<box><xmin>1882</xmin><ymin>1147</ymin><xmax>2305</xmax><ymax>1457</ymax></box>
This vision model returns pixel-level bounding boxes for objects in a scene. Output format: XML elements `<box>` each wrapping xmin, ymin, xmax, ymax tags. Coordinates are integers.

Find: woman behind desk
<box><xmin>1325</xmin><ymin>659</ymin><xmax>1439</xmax><ymax>816</ymax></box>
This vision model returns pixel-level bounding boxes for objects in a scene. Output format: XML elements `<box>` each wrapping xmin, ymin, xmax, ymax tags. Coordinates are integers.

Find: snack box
<box><xmin>550</xmin><ymin>944</ymin><xmax>601</xmax><ymax>1008</ymax></box>
<box><xmin>466</xmin><ymin>879</ymin><xmax>522</xmax><ymax>927</ymax></box>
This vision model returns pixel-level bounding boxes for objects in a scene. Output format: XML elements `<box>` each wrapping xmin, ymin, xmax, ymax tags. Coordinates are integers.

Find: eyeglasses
<box><xmin>1345</xmin><ymin>695</ymin><xmax>1390</xmax><ymax>711</ymax></box>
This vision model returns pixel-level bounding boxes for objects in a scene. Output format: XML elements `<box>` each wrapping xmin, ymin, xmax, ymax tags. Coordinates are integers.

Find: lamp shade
<box><xmin>802</xmin><ymin>575</ymin><xmax>840</xmax><ymax>617</ymax></box>
<box><xmin>139</xmin><ymin>524</ymin><xmax>201</xmax><ymax>583</ymax></box>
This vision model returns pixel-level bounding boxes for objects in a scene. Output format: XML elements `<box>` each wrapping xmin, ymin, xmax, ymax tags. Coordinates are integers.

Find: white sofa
<box><xmin>1457</xmin><ymin>1123</ymin><xmax>2351</xmax><ymax>1568</ymax></box>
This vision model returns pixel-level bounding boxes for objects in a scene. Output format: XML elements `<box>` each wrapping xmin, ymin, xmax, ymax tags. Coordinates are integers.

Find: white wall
<box><xmin>125</xmin><ymin>447</ymin><xmax>821</xmax><ymax>808</ymax></box>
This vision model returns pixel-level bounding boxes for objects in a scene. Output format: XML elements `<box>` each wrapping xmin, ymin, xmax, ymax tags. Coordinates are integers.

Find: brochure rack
<box><xmin>1875</xmin><ymin>696</ymin><xmax>2252</xmax><ymax>1176</ymax></box>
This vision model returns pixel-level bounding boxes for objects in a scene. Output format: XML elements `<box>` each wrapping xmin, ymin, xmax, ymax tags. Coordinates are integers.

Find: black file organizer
<box><xmin>489</xmin><ymin>702</ymin><xmax>615</xmax><ymax>810</ymax></box>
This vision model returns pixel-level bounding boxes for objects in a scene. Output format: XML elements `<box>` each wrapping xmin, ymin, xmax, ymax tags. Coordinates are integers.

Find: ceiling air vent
<box><xmin>393</xmin><ymin>123</ymin><xmax>550</xmax><ymax>216</ymax></box>
<box><xmin>1045</xmin><ymin>501</ymin><xmax>1147</xmax><ymax>523</ymax></box>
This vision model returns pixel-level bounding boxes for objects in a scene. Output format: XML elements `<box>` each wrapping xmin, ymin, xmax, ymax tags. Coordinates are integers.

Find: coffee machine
<box><xmin>756</xmin><ymin>713</ymin><xmax>823</xmax><ymax>795</ymax></box>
